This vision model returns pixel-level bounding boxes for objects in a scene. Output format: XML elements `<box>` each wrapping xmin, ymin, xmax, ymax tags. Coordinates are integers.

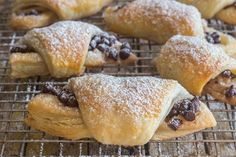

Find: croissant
<box><xmin>177</xmin><ymin>0</ymin><xmax>234</xmax><ymax>19</ymax></box>
<box><xmin>9</xmin><ymin>0</ymin><xmax>113</xmax><ymax>30</ymax></box>
<box><xmin>9</xmin><ymin>21</ymin><xmax>137</xmax><ymax>78</ymax></box>
<box><xmin>25</xmin><ymin>74</ymin><xmax>216</xmax><ymax>146</ymax></box>
<box><xmin>216</xmin><ymin>4</ymin><xmax>236</xmax><ymax>25</ymax></box>
<box><xmin>178</xmin><ymin>0</ymin><xmax>236</xmax><ymax>25</ymax></box>
<box><xmin>104</xmin><ymin>0</ymin><xmax>204</xmax><ymax>44</ymax></box>
<box><xmin>154</xmin><ymin>35</ymin><xmax>236</xmax><ymax>105</ymax></box>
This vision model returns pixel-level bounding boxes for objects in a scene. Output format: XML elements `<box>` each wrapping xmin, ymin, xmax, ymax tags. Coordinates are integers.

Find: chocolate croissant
<box><xmin>25</xmin><ymin>74</ymin><xmax>216</xmax><ymax>146</ymax></box>
<box><xmin>178</xmin><ymin>0</ymin><xmax>236</xmax><ymax>25</ymax></box>
<box><xmin>154</xmin><ymin>35</ymin><xmax>236</xmax><ymax>105</ymax></box>
<box><xmin>9</xmin><ymin>0</ymin><xmax>113</xmax><ymax>30</ymax></box>
<box><xmin>104</xmin><ymin>0</ymin><xmax>204</xmax><ymax>44</ymax></box>
<box><xmin>9</xmin><ymin>21</ymin><xmax>137</xmax><ymax>78</ymax></box>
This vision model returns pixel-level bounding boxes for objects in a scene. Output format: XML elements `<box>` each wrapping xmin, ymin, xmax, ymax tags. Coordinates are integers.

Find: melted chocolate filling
<box><xmin>220</xmin><ymin>70</ymin><xmax>236</xmax><ymax>98</ymax></box>
<box><xmin>166</xmin><ymin>97</ymin><xmax>200</xmax><ymax>131</ymax></box>
<box><xmin>42</xmin><ymin>83</ymin><xmax>78</xmax><ymax>108</ymax></box>
<box><xmin>205</xmin><ymin>32</ymin><xmax>221</xmax><ymax>44</ymax></box>
<box><xmin>88</xmin><ymin>34</ymin><xmax>132</xmax><ymax>61</ymax></box>
<box><xmin>10</xmin><ymin>45</ymin><xmax>34</xmax><ymax>53</ymax></box>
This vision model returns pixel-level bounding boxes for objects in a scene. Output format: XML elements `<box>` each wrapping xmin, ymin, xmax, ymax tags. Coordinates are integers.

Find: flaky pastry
<box><xmin>155</xmin><ymin>35</ymin><xmax>236</xmax><ymax>105</ymax></box>
<box><xmin>9</xmin><ymin>0</ymin><xmax>113</xmax><ymax>30</ymax></box>
<box><xmin>9</xmin><ymin>21</ymin><xmax>137</xmax><ymax>78</ymax></box>
<box><xmin>25</xmin><ymin>74</ymin><xmax>216</xmax><ymax>146</ymax></box>
<box><xmin>104</xmin><ymin>0</ymin><xmax>204</xmax><ymax>44</ymax></box>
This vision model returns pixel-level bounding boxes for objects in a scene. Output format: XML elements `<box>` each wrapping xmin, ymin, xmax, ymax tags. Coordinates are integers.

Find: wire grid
<box><xmin>1</xmin><ymin>0</ymin><xmax>236</xmax><ymax>156</ymax></box>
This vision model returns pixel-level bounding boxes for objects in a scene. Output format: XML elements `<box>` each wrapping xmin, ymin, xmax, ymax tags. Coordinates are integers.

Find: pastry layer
<box><xmin>104</xmin><ymin>0</ymin><xmax>204</xmax><ymax>44</ymax></box>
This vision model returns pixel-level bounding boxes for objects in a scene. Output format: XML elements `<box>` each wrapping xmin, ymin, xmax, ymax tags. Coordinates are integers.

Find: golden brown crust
<box><xmin>104</xmin><ymin>0</ymin><xmax>204</xmax><ymax>44</ymax></box>
<box><xmin>25</xmin><ymin>94</ymin><xmax>90</xmax><ymax>140</ymax></box>
<box><xmin>9</xmin><ymin>53</ymin><xmax>49</xmax><ymax>78</ymax></box>
<box><xmin>25</xmin><ymin>74</ymin><xmax>216</xmax><ymax>146</ymax></box>
<box><xmin>216</xmin><ymin>6</ymin><xmax>236</xmax><ymax>25</ymax></box>
<box><xmin>10</xmin><ymin>0</ymin><xmax>113</xmax><ymax>30</ymax></box>
<box><xmin>178</xmin><ymin>0</ymin><xmax>234</xmax><ymax>19</ymax></box>
<box><xmin>10</xmin><ymin>21</ymin><xmax>137</xmax><ymax>78</ymax></box>
<box><xmin>154</xmin><ymin>35</ymin><xmax>236</xmax><ymax>96</ymax></box>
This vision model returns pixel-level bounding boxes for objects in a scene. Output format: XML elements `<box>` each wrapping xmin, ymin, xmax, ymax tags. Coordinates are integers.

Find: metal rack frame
<box><xmin>0</xmin><ymin>0</ymin><xmax>236</xmax><ymax>156</ymax></box>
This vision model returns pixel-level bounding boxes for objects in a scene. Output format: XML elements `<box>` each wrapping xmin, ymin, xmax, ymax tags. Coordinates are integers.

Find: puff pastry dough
<box><xmin>216</xmin><ymin>5</ymin><xmax>236</xmax><ymax>25</ymax></box>
<box><xmin>10</xmin><ymin>0</ymin><xmax>113</xmax><ymax>30</ymax></box>
<box><xmin>104</xmin><ymin>0</ymin><xmax>204</xmax><ymax>44</ymax></box>
<box><xmin>9</xmin><ymin>21</ymin><xmax>137</xmax><ymax>78</ymax></box>
<box><xmin>25</xmin><ymin>74</ymin><xmax>216</xmax><ymax>146</ymax></box>
<box><xmin>178</xmin><ymin>0</ymin><xmax>234</xmax><ymax>19</ymax></box>
<box><xmin>154</xmin><ymin>35</ymin><xmax>236</xmax><ymax>105</ymax></box>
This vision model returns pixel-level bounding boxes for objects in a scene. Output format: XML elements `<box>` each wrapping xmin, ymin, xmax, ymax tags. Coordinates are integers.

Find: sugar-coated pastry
<box><xmin>154</xmin><ymin>35</ymin><xmax>236</xmax><ymax>105</ymax></box>
<box><xmin>10</xmin><ymin>0</ymin><xmax>113</xmax><ymax>30</ymax></box>
<box><xmin>25</xmin><ymin>74</ymin><xmax>216</xmax><ymax>146</ymax></box>
<box><xmin>9</xmin><ymin>21</ymin><xmax>137</xmax><ymax>78</ymax></box>
<box><xmin>104</xmin><ymin>0</ymin><xmax>204</xmax><ymax>44</ymax></box>
<box><xmin>178</xmin><ymin>0</ymin><xmax>234</xmax><ymax>19</ymax></box>
<box><xmin>216</xmin><ymin>4</ymin><xmax>236</xmax><ymax>25</ymax></box>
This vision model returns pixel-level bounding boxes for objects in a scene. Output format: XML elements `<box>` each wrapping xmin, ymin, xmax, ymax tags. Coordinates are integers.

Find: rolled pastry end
<box><xmin>9</xmin><ymin>53</ymin><xmax>49</xmax><ymax>78</ymax></box>
<box><xmin>9</xmin><ymin>11</ymin><xmax>56</xmax><ymax>30</ymax></box>
<box><xmin>25</xmin><ymin>94</ymin><xmax>91</xmax><ymax>140</ymax></box>
<box><xmin>216</xmin><ymin>5</ymin><xmax>236</xmax><ymax>25</ymax></box>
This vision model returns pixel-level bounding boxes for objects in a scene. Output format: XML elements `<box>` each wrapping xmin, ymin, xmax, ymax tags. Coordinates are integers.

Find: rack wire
<box><xmin>1</xmin><ymin>0</ymin><xmax>236</xmax><ymax>156</ymax></box>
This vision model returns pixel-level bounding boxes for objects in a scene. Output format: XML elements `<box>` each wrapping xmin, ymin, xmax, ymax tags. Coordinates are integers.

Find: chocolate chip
<box><xmin>191</xmin><ymin>97</ymin><xmax>200</xmax><ymax>113</ymax></box>
<box><xmin>183</xmin><ymin>110</ymin><xmax>196</xmax><ymax>121</ymax></box>
<box><xmin>109</xmin><ymin>35</ymin><xmax>117</xmax><ymax>45</ymax></box>
<box><xmin>222</xmin><ymin>70</ymin><xmax>232</xmax><ymax>78</ymax></box>
<box><xmin>167</xmin><ymin>105</ymin><xmax>179</xmax><ymax>119</ymax></box>
<box><xmin>108</xmin><ymin>48</ymin><xmax>118</xmax><ymax>61</ymax></box>
<box><xmin>225</xmin><ymin>85</ymin><xmax>236</xmax><ymax>98</ymax></box>
<box><xmin>10</xmin><ymin>45</ymin><xmax>34</xmax><ymax>53</ymax></box>
<box><xmin>121</xmin><ymin>42</ymin><xmax>131</xmax><ymax>50</ymax></box>
<box><xmin>42</xmin><ymin>83</ymin><xmax>78</xmax><ymax>108</ymax></box>
<box><xmin>89</xmin><ymin>40</ymin><xmax>97</xmax><ymax>50</ymax></box>
<box><xmin>205</xmin><ymin>32</ymin><xmax>221</xmax><ymax>44</ymax></box>
<box><xmin>178</xmin><ymin>99</ymin><xmax>191</xmax><ymax>115</ymax></box>
<box><xmin>101</xmin><ymin>37</ymin><xmax>110</xmax><ymax>45</ymax></box>
<box><xmin>120</xmin><ymin>48</ymin><xmax>131</xmax><ymax>60</ymax></box>
<box><xmin>168</xmin><ymin>118</ymin><xmax>183</xmax><ymax>131</ymax></box>
<box><xmin>97</xmin><ymin>44</ymin><xmax>109</xmax><ymax>52</ymax></box>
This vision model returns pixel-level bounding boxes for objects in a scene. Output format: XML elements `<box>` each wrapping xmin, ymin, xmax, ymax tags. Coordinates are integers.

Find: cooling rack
<box><xmin>1</xmin><ymin>0</ymin><xmax>236</xmax><ymax>156</ymax></box>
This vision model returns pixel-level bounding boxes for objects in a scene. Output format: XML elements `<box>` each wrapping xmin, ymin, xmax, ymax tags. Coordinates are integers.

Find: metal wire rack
<box><xmin>1</xmin><ymin>0</ymin><xmax>236</xmax><ymax>156</ymax></box>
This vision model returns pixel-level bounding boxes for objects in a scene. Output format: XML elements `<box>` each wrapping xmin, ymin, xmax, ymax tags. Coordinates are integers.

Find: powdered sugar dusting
<box><xmin>69</xmin><ymin>74</ymin><xmax>178</xmax><ymax>119</ymax></box>
<box><xmin>161</xmin><ymin>35</ymin><xmax>231</xmax><ymax>72</ymax></box>
<box><xmin>114</xmin><ymin>0</ymin><xmax>203</xmax><ymax>34</ymax></box>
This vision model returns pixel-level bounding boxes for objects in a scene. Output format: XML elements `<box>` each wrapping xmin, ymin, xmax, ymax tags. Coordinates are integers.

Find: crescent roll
<box><xmin>25</xmin><ymin>74</ymin><xmax>216</xmax><ymax>146</ymax></box>
<box><xmin>104</xmin><ymin>0</ymin><xmax>204</xmax><ymax>44</ymax></box>
<box><xmin>9</xmin><ymin>0</ymin><xmax>113</xmax><ymax>30</ymax></box>
<box><xmin>9</xmin><ymin>21</ymin><xmax>137</xmax><ymax>78</ymax></box>
<box><xmin>177</xmin><ymin>0</ymin><xmax>234</xmax><ymax>19</ymax></box>
<box><xmin>154</xmin><ymin>35</ymin><xmax>236</xmax><ymax>105</ymax></box>
<box><xmin>216</xmin><ymin>4</ymin><xmax>236</xmax><ymax>25</ymax></box>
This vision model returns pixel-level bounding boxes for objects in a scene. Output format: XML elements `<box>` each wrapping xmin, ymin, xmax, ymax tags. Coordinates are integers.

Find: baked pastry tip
<box><xmin>9</xmin><ymin>0</ymin><xmax>113</xmax><ymax>30</ymax></box>
<box><xmin>104</xmin><ymin>0</ymin><xmax>204</xmax><ymax>44</ymax></box>
<box><xmin>154</xmin><ymin>35</ymin><xmax>236</xmax><ymax>105</ymax></box>
<box><xmin>25</xmin><ymin>74</ymin><xmax>216</xmax><ymax>146</ymax></box>
<box><xmin>9</xmin><ymin>21</ymin><xmax>137</xmax><ymax>78</ymax></box>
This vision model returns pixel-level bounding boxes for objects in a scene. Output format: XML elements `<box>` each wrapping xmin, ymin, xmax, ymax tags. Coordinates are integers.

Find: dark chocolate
<box><xmin>205</xmin><ymin>32</ymin><xmax>221</xmax><ymax>44</ymax></box>
<box><xmin>42</xmin><ymin>83</ymin><xmax>78</xmax><ymax>108</ymax></box>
